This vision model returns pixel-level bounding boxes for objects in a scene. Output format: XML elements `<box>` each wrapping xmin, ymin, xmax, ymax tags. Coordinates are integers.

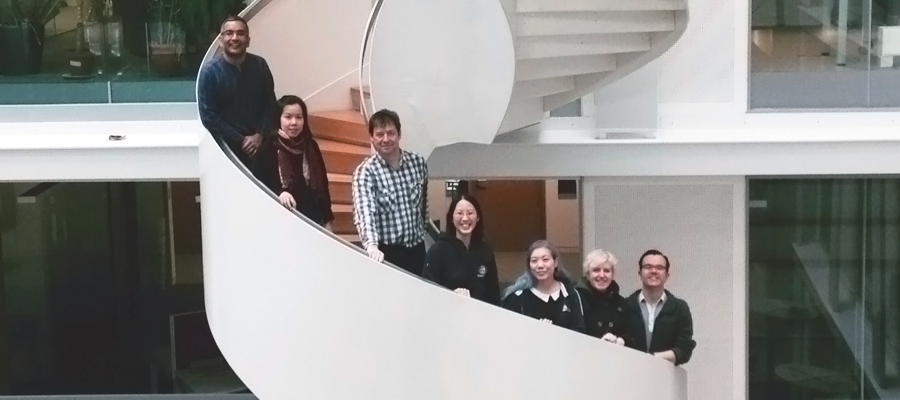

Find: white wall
<box><xmin>545</xmin><ymin>180</ymin><xmax>580</xmax><ymax>252</ymax></box>
<box><xmin>582</xmin><ymin>176</ymin><xmax>746</xmax><ymax>400</ymax></box>
<box><xmin>246</xmin><ymin>0</ymin><xmax>372</xmax><ymax>112</ymax></box>
<box><xmin>369</xmin><ymin>0</ymin><xmax>515</xmax><ymax>158</ymax></box>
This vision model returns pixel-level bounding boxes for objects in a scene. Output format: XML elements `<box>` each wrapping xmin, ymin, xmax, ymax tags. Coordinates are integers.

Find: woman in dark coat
<box><xmin>269</xmin><ymin>95</ymin><xmax>334</xmax><ymax>229</ymax></box>
<box><xmin>422</xmin><ymin>194</ymin><xmax>500</xmax><ymax>305</ymax></box>
<box><xmin>574</xmin><ymin>248</ymin><xmax>628</xmax><ymax>344</ymax></box>
<box><xmin>501</xmin><ymin>240</ymin><xmax>585</xmax><ymax>333</ymax></box>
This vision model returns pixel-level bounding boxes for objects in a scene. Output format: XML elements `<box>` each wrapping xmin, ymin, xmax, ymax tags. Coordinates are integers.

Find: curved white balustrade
<box><xmin>199</xmin><ymin>134</ymin><xmax>687</xmax><ymax>399</ymax></box>
<box><xmin>368</xmin><ymin>0</ymin><xmax>516</xmax><ymax>158</ymax></box>
<box><xmin>199</xmin><ymin>1</ymin><xmax>689</xmax><ymax>398</ymax></box>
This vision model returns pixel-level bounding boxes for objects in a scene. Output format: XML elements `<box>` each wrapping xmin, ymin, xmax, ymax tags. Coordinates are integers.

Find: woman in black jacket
<box><xmin>574</xmin><ymin>249</ymin><xmax>628</xmax><ymax>344</ymax></box>
<box><xmin>423</xmin><ymin>194</ymin><xmax>500</xmax><ymax>305</ymax></box>
<box><xmin>501</xmin><ymin>240</ymin><xmax>585</xmax><ymax>333</ymax></box>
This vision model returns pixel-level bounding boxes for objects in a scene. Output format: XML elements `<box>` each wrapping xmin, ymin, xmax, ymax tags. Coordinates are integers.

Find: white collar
<box><xmin>530</xmin><ymin>284</ymin><xmax>568</xmax><ymax>302</ymax></box>
<box><xmin>639</xmin><ymin>290</ymin><xmax>667</xmax><ymax>305</ymax></box>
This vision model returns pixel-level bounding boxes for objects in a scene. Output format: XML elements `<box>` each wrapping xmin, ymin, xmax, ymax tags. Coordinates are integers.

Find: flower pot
<box><xmin>65</xmin><ymin>50</ymin><xmax>95</xmax><ymax>77</ymax></box>
<box><xmin>149</xmin><ymin>43</ymin><xmax>181</xmax><ymax>76</ymax></box>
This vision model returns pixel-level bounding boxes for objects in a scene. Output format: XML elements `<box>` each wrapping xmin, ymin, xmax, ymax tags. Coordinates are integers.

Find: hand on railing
<box><xmin>365</xmin><ymin>244</ymin><xmax>385</xmax><ymax>263</ymax></box>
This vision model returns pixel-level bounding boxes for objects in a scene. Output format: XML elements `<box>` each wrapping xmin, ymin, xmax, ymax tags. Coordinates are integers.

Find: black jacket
<box><xmin>624</xmin><ymin>289</ymin><xmax>696</xmax><ymax>365</ymax></box>
<box><xmin>574</xmin><ymin>279</ymin><xmax>628</xmax><ymax>340</ymax></box>
<box><xmin>502</xmin><ymin>282</ymin><xmax>585</xmax><ymax>333</ymax></box>
<box><xmin>423</xmin><ymin>233</ymin><xmax>500</xmax><ymax>305</ymax></box>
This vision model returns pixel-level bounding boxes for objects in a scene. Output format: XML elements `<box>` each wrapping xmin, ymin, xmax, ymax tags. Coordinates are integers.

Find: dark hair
<box><xmin>368</xmin><ymin>109</ymin><xmax>401</xmax><ymax>136</ymax></box>
<box><xmin>638</xmin><ymin>249</ymin><xmax>670</xmax><ymax>273</ymax></box>
<box><xmin>221</xmin><ymin>15</ymin><xmax>249</xmax><ymax>33</ymax></box>
<box><xmin>276</xmin><ymin>95</ymin><xmax>311</xmax><ymax>133</ymax></box>
<box><xmin>502</xmin><ymin>240</ymin><xmax>571</xmax><ymax>299</ymax></box>
<box><xmin>445</xmin><ymin>194</ymin><xmax>484</xmax><ymax>242</ymax></box>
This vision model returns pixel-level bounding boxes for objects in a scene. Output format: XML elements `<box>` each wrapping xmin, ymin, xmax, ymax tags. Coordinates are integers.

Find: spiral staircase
<box><xmin>198</xmin><ymin>0</ymin><xmax>689</xmax><ymax>398</ymax></box>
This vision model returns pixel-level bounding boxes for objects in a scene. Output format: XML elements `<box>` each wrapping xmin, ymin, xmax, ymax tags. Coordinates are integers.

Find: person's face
<box><xmin>371</xmin><ymin>121</ymin><xmax>400</xmax><ymax>159</ymax></box>
<box><xmin>280</xmin><ymin>104</ymin><xmax>304</xmax><ymax>137</ymax></box>
<box><xmin>639</xmin><ymin>254</ymin><xmax>669</xmax><ymax>289</ymax></box>
<box><xmin>587</xmin><ymin>261</ymin><xmax>614</xmax><ymax>291</ymax></box>
<box><xmin>529</xmin><ymin>247</ymin><xmax>557</xmax><ymax>283</ymax></box>
<box><xmin>219</xmin><ymin>21</ymin><xmax>250</xmax><ymax>58</ymax></box>
<box><xmin>452</xmin><ymin>199</ymin><xmax>479</xmax><ymax>237</ymax></box>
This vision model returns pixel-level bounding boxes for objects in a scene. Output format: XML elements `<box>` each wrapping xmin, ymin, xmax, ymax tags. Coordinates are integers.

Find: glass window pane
<box><xmin>0</xmin><ymin>182</ymin><xmax>248</xmax><ymax>395</ymax></box>
<box><xmin>0</xmin><ymin>0</ymin><xmax>246</xmax><ymax>105</ymax></box>
<box><xmin>750</xmin><ymin>177</ymin><xmax>900</xmax><ymax>400</ymax></box>
<box><xmin>749</xmin><ymin>0</ymin><xmax>900</xmax><ymax>109</ymax></box>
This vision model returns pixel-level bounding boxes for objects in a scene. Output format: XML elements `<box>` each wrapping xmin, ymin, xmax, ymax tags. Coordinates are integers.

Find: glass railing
<box><xmin>0</xmin><ymin>0</ymin><xmax>247</xmax><ymax>105</ymax></box>
<box><xmin>749</xmin><ymin>0</ymin><xmax>900</xmax><ymax>109</ymax></box>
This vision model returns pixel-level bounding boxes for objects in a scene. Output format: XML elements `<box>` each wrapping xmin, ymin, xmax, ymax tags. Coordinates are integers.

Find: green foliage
<box><xmin>178</xmin><ymin>0</ymin><xmax>245</xmax><ymax>46</ymax></box>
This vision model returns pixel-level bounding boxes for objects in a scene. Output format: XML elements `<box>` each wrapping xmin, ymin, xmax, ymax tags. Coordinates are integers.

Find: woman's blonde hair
<box><xmin>582</xmin><ymin>249</ymin><xmax>618</xmax><ymax>277</ymax></box>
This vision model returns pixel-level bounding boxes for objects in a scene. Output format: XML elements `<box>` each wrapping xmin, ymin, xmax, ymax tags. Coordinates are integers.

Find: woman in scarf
<box><xmin>269</xmin><ymin>95</ymin><xmax>334</xmax><ymax>230</ymax></box>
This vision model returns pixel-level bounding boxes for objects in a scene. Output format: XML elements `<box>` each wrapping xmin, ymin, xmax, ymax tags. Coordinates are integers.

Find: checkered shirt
<box><xmin>351</xmin><ymin>150</ymin><xmax>429</xmax><ymax>249</ymax></box>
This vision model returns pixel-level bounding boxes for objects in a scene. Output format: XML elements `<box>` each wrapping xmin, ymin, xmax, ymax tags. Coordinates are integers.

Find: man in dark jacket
<box><xmin>624</xmin><ymin>249</ymin><xmax>696</xmax><ymax>365</ymax></box>
<box><xmin>198</xmin><ymin>15</ymin><xmax>277</xmax><ymax>179</ymax></box>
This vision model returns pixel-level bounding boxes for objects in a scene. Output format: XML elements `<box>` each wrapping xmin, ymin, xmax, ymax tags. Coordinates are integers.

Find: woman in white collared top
<box><xmin>501</xmin><ymin>240</ymin><xmax>585</xmax><ymax>333</ymax></box>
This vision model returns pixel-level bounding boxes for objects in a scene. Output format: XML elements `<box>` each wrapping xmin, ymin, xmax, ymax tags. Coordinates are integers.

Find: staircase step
<box><xmin>517</xmin><ymin>11</ymin><xmax>676</xmax><ymax>36</ymax></box>
<box><xmin>350</xmin><ymin>86</ymin><xmax>372</xmax><ymax>112</ymax></box>
<box><xmin>516</xmin><ymin>54</ymin><xmax>616</xmax><ymax>81</ymax></box>
<box><xmin>332</xmin><ymin>208</ymin><xmax>356</xmax><ymax>234</ymax></box>
<box><xmin>328</xmin><ymin>173</ymin><xmax>352</xmax><ymax>205</ymax></box>
<box><xmin>309</xmin><ymin>110</ymin><xmax>371</xmax><ymax>147</ymax></box>
<box><xmin>543</xmin><ymin>71</ymin><xmax>611</xmax><ymax>110</ymax></box>
<box><xmin>318</xmin><ymin>139</ymin><xmax>370</xmax><ymax>176</ymax></box>
<box><xmin>511</xmin><ymin>77</ymin><xmax>575</xmax><ymax>100</ymax></box>
<box><xmin>517</xmin><ymin>33</ymin><xmax>651</xmax><ymax>59</ymax></box>
<box><xmin>517</xmin><ymin>0</ymin><xmax>686</xmax><ymax>13</ymax></box>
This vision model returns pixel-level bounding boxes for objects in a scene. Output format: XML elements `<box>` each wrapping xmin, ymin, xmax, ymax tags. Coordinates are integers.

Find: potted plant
<box><xmin>3</xmin><ymin>0</ymin><xmax>62</xmax><ymax>74</ymax></box>
<box><xmin>65</xmin><ymin>0</ymin><xmax>94</xmax><ymax>77</ymax></box>
<box><xmin>147</xmin><ymin>0</ymin><xmax>183</xmax><ymax>76</ymax></box>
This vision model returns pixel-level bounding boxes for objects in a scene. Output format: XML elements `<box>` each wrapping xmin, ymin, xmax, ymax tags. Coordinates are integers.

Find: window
<box><xmin>0</xmin><ymin>181</ymin><xmax>249</xmax><ymax>396</ymax></box>
<box><xmin>749</xmin><ymin>0</ymin><xmax>900</xmax><ymax>108</ymax></box>
<box><xmin>0</xmin><ymin>0</ymin><xmax>246</xmax><ymax>105</ymax></box>
<box><xmin>749</xmin><ymin>178</ymin><xmax>900</xmax><ymax>399</ymax></box>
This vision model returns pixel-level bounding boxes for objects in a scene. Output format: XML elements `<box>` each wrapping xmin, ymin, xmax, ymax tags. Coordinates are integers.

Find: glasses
<box><xmin>641</xmin><ymin>264</ymin><xmax>667</xmax><ymax>272</ymax></box>
<box><xmin>221</xmin><ymin>30</ymin><xmax>248</xmax><ymax>38</ymax></box>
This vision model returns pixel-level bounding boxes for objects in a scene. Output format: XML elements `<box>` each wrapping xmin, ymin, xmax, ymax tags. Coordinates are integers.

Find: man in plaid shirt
<box><xmin>351</xmin><ymin>109</ymin><xmax>430</xmax><ymax>275</ymax></box>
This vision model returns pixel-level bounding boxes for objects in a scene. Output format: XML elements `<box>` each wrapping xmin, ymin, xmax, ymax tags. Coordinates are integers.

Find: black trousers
<box><xmin>380</xmin><ymin>242</ymin><xmax>425</xmax><ymax>276</ymax></box>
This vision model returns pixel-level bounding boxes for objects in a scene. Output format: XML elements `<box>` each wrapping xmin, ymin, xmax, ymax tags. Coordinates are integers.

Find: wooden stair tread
<box><xmin>317</xmin><ymin>139</ymin><xmax>371</xmax><ymax>155</ymax></box>
<box><xmin>327</xmin><ymin>173</ymin><xmax>352</xmax><ymax>183</ymax></box>
<box><xmin>333</xmin><ymin>204</ymin><xmax>352</xmax><ymax>213</ymax></box>
<box><xmin>310</xmin><ymin>110</ymin><xmax>366</xmax><ymax>124</ymax></box>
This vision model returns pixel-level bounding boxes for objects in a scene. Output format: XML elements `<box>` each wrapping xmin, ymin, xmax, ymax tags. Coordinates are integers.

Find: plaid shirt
<box><xmin>352</xmin><ymin>150</ymin><xmax>429</xmax><ymax>249</ymax></box>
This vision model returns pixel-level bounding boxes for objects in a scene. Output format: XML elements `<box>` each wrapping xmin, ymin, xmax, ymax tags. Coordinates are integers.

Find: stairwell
<box><xmin>504</xmin><ymin>0</ymin><xmax>687</xmax><ymax>128</ymax></box>
<box><xmin>308</xmin><ymin>87</ymin><xmax>372</xmax><ymax>244</ymax></box>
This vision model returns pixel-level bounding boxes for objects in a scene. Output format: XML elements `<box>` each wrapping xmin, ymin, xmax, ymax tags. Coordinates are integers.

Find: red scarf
<box><xmin>276</xmin><ymin>128</ymin><xmax>326</xmax><ymax>198</ymax></box>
